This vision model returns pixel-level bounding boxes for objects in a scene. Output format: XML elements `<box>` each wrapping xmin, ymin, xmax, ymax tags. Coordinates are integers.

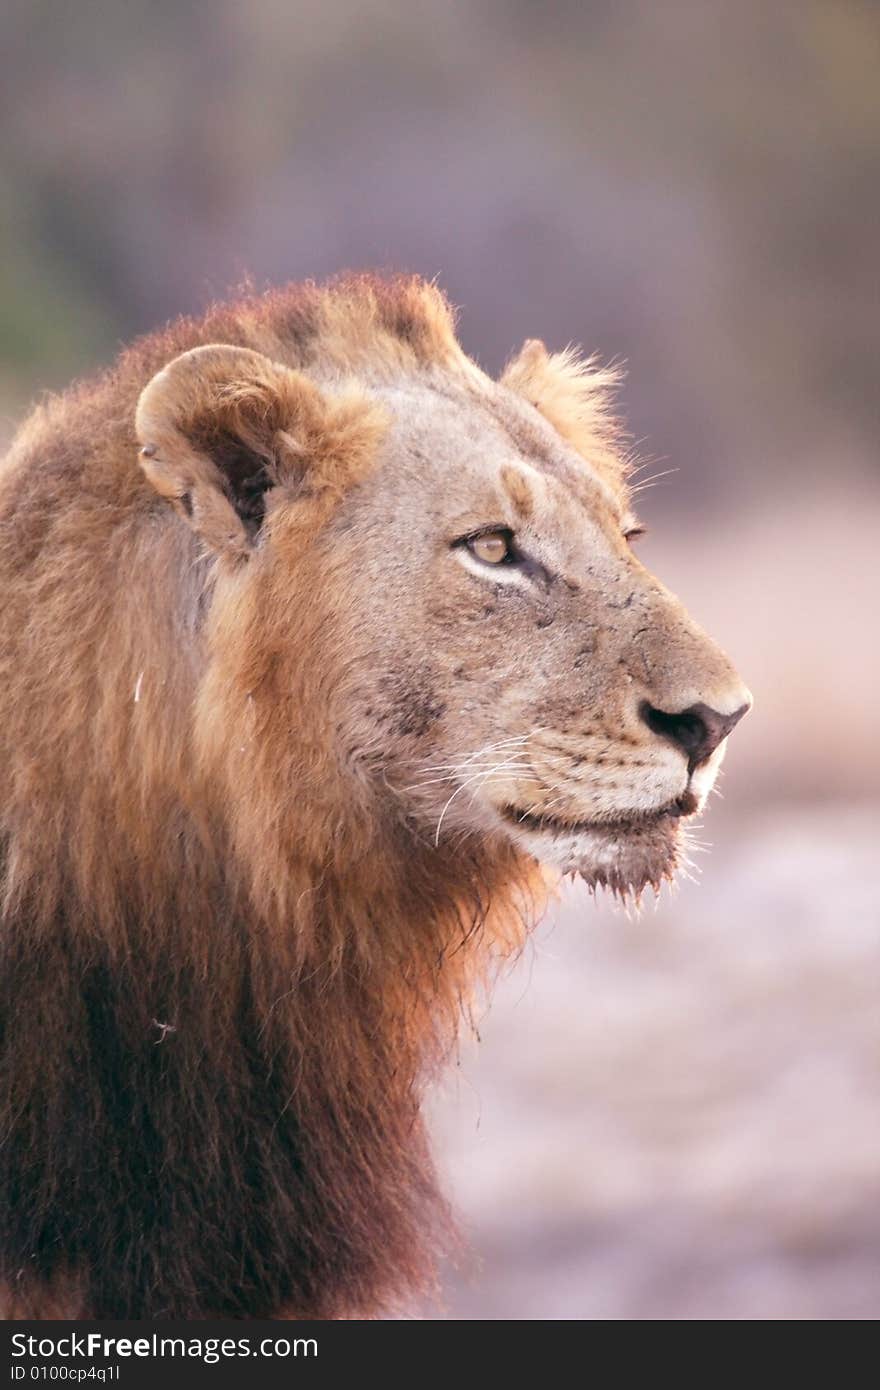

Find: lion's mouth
<box><xmin>499</xmin><ymin>790</ymin><xmax>697</xmax><ymax>839</ymax></box>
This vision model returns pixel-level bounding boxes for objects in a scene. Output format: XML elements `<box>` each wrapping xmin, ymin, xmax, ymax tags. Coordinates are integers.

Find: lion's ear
<box><xmin>500</xmin><ymin>339</ymin><xmax>625</xmax><ymax>486</ymax></box>
<box><xmin>136</xmin><ymin>344</ymin><xmax>386</xmax><ymax>559</ymax></box>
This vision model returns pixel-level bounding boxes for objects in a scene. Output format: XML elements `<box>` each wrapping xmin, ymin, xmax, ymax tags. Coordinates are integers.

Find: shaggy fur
<box><xmin>0</xmin><ymin>274</ymin><xmax>748</xmax><ymax>1319</ymax></box>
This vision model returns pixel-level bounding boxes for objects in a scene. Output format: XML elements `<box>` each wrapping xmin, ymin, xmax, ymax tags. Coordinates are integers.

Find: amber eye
<box><xmin>468</xmin><ymin>531</ymin><xmax>513</xmax><ymax>565</ymax></box>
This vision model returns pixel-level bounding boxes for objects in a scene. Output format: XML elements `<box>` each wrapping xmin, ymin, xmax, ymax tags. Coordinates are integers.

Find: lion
<box><xmin>0</xmin><ymin>274</ymin><xmax>750</xmax><ymax>1319</ymax></box>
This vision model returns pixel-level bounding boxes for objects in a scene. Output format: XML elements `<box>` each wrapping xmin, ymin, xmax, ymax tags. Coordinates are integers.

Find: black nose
<box><xmin>640</xmin><ymin>700</ymin><xmax>750</xmax><ymax>768</ymax></box>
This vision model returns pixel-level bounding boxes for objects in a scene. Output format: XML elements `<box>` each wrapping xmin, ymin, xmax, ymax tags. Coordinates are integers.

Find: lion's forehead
<box><xmin>370</xmin><ymin>373</ymin><xmax>624</xmax><ymax>545</ymax></box>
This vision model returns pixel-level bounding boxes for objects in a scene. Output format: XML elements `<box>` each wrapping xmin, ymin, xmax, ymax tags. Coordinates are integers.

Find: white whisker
<box><xmin>403</xmin><ymin>760</ymin><xmax>530</xmax><ymax>793</ymax></box>
<box><xmin>411</xmin><ymin>732</ymin><xmax>535</xmax><ymax>776</ymax></box>
<box><xmin>433</xmin><ymin>752</ymin><xmax>529</xmax><ymax>846</ymax></box>
<box><xmin>629</xmin><ymin>467</ymin><xmax>679</xmax><ymax>495</ymax></box>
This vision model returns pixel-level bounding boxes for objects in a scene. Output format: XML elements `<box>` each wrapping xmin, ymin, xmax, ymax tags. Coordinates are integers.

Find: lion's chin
<box><xmin>496</xmin><ymin>803</ymin><xmax>685</xmax><ymax>898</ymax></box>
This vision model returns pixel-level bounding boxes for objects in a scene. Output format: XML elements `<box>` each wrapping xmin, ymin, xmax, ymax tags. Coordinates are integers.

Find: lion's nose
<box><xmin>639</xmin><ymin>698</ymin><xmax>751</xmax><ymax>768</ymax></box>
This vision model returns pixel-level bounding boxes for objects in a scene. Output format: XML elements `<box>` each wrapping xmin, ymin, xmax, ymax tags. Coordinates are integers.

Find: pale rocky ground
<box><xmin>427</xmin><ymin>802</ymin><xmax>880</xmax><ymax>1319</ymax></box>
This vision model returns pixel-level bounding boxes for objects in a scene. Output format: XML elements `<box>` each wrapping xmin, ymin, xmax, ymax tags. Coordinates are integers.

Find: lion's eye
<box><xmin>468</xmin><ymin>531</ymin><xmax>514</xmax><ymax>565</ymax></box>
<box><xmin>623</xmin><ymin>524</ymin><xmax>646</xmax><ymax>546</ymax></box>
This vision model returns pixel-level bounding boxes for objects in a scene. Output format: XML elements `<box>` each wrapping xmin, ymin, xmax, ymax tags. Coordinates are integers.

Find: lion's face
<box><xmin>326</xmin><ymin>371</ymin><xmax>750</xmax><ymax>895</ymax></box>
<box><xmin>135</xmin><ymin>315</ymin><xmax>750</xmax><ymax>899</ymax></box>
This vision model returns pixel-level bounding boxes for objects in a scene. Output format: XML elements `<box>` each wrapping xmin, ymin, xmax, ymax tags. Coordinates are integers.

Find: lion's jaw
<box><xmin>485</xmin><ymin>764</ymin><xmax>716</xmax><ymax>894</ymax></box>
<box><xmin>468</xmin><ymin>736</ymin><xmax>731</xmax><ymax>895</ymax></box>
<box><xmin>409</xmin><ymin>735</ymin><xmax>727</xmax><ymax>897</ymax></box>
<box><xmin>498</xmin><ymin>809</ymin><xmax>684</xmax><ymax>894</ymax></box>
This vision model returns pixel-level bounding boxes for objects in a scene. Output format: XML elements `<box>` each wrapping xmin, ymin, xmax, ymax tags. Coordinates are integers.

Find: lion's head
<box><xmin>136</xmin><ymin>280</ymin><xmax>750</xmax><ymax>906</ymax></box>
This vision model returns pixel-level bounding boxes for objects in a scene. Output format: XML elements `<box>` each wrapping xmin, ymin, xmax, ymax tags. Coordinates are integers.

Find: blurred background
<box><xmin>1</xmin><ymin>0</ymin><xmax>877</xmax><ymax>1320</ymax></box>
